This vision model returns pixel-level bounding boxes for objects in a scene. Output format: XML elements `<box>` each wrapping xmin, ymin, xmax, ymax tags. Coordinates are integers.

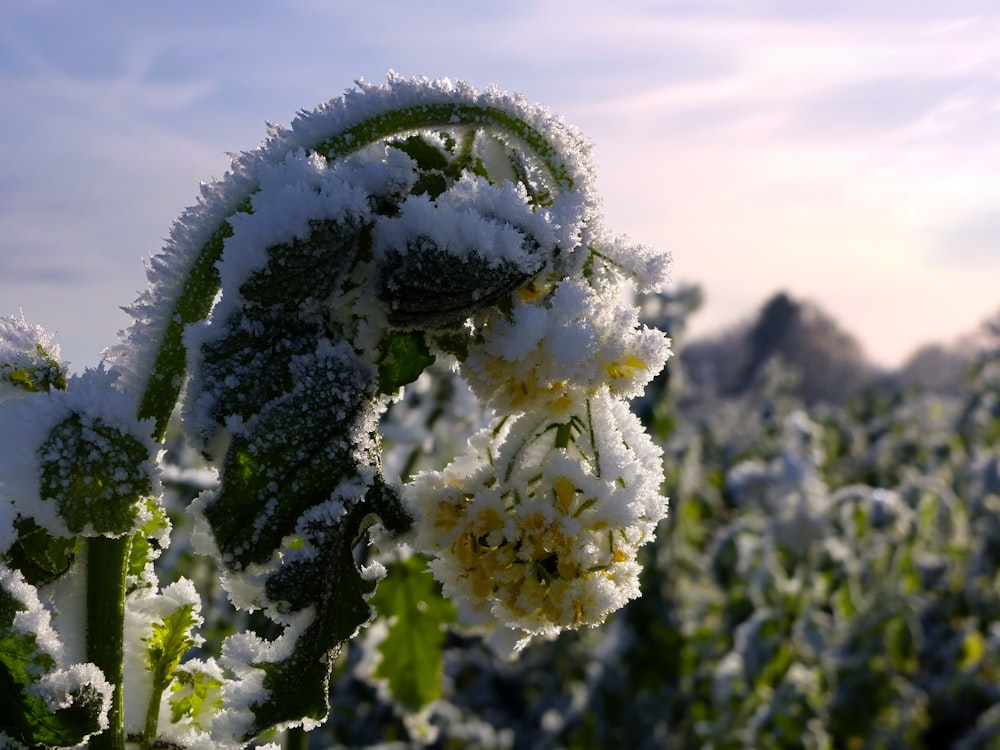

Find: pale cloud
<box><xmin>930</xmin><ymin>211</ymin><xmax>1000</xmax><ymax>267</ymax></box>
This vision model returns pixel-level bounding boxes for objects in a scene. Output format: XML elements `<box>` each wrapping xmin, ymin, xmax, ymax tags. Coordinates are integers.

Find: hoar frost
<box><xmin>0</xmin><ymin>74</ymin><xmax>673</xmax><ymax>748</ymax></box>
<box><xmin>172</xmin><ymin>74</ymin><xmax>673</xmax><ymax>649</ymax></box>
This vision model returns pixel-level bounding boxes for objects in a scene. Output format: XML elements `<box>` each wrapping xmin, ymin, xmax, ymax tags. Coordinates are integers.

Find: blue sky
<box><xmin>2</xmin><ymin>1</ymin><xmax>999</xmax><ymax>369</ymax></box>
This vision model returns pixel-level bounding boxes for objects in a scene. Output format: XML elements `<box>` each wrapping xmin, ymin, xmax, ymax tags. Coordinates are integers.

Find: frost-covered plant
<box><xmin>0</xmin><ymin>75</ymin><xmax>671</xmax><ymax>748</ymax></box>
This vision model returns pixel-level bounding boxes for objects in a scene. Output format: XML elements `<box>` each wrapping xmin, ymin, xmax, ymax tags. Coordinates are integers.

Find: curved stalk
<box><xmin>136</xmin><ymin>100</ymin><xmax>579</xmax><ymax>441</ymax></box>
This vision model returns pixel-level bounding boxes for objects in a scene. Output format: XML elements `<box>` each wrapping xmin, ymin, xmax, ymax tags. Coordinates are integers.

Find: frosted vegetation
<box><xmin>5</xmin><ymin>74</ymin><xmax>999</xmax><ymax>750</ymax></box>
<box><xmin>0</xmin><ymin>76</ymin><xmax>671</xmax><ymax>749</ymax></box>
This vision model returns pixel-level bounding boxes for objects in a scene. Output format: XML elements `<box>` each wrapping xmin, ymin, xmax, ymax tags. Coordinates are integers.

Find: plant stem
<box><xmin>141</xmin><ymin>679</ymin><xmax>165</xmax><ymax>750</ymax></box>
<box><xmin>87</xmin><ymin>535</ymin><xmax>133</xmax><ymax>750</ymax></box>
<box><xmin>285</xmin><ymin>726</ymin><xmax>309</xmax><ymax>750</ymax></box>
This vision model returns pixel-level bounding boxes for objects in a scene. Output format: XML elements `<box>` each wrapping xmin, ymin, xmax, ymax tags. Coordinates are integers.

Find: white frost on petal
<box><xmin>463</xmin><ymin>278</ymin><xmax>671</xmax><ymax>412</ymax></box>
<box><xmin>407</xmin><ymin>389</ymin><xmax>668</xmax><ymax>648</ymax></box>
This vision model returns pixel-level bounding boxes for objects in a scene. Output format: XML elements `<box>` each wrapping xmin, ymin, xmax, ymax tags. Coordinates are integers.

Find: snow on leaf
<box><xmin>0</xmin><ymin>568</ymin><xmax>110</xmax><ymax>747</ymax></box>
<box><xmin>0</xmin><ymin>313</ymin><xmax>66</xmax><ymax>400</ymax></box>
<box><xmin>169</xmin><ymin>662</ymin><xmax>224</xmax><ymax>731</ymax></box>
<box><xmin>37</xmin><ymin>413</ymin><xmax>152</xmax><ymax>537</ymax></box>
<box><xmin>199</xmin><ymin>342</ymin><xmax>376</xmax><ymax>570</ymax></box>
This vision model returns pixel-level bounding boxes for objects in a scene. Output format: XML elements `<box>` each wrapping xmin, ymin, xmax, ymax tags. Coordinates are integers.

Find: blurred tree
<box><xmin>683</xmin><ymin>290</ymin><xmax>873</xmax><ymax>405</ymax></box>
<box><xmin>895</xmin><ymin>343</ymin><xmax>969</xmax><ymax>396</ymax></box>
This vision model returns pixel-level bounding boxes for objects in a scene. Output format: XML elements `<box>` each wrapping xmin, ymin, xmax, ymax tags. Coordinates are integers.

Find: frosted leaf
<box><xmin>29</xmin><ymin>662</ymin><xmax>112</xmax><ymax>725</ymax></box>
<box><xmin>0</xmin><ymin>368</ymin><xmax>156</xmax><ymax>540</ymax></box>
<box><xmin>0</xmin><ymin>567</ymin><xmax>112</xmax><ymax>747</ymax></box>
<box><xmin>0</xmin><ymin>312</ymin><xmax>66</xmax><ymax>400</ymax></box>
<box><xmin>3</xmin><ymin>566</ymin><xmax>65</xmax><ymax>664</ymax></box>
<box><xmin>122</xmin><ymin>578</ymin><xmax>204</xmax><ymax>736</ymax></box>
<box><xmin>594</xmin><ymin>236</ymin><xmax>673</xmax><ymax>293</ymax></box>
<box><xmin>92</xmin><ymin>72</ymin><xmax>671</xmax><ymax>738</ymax></box>
<box><xmin>210</xmin><ymin>609</ymin><xmax>321</xmax><ymax>745</ymax></box>
<box><xmin>165</xmin><ymin>657</ymin><xmax>225</xmax><ymax>741</ymax></box>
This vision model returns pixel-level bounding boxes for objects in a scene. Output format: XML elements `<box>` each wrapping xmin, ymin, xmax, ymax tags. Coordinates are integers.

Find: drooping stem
<box><xmin>86</xmin><ymin>535</ymin><xmax>133</xmax><ymax>750</ymax></box>
<box><xmin>135</xmin><ymin>98</ymin><xmax>579</xmax><ymax>442</ymax></box>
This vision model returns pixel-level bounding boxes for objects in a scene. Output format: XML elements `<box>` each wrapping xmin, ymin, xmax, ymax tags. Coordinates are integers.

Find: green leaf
<box><xmin>127</xmin><ymin>499</ymin><xmax>171</xmax><ymax>584</ymax></box>
<box><xmin>4</xmin><ymin>518</ymin><xmax>78</xmax><ymax>587</ymax></box>
<box><xmin>379</xmin><ymin>248</ymin><xmax>536</xmax><ymax>330</ymax></box>
<box><xmin>141</xmin><ymin>602</ymin><xmax>201</xmax><ymax>744</ymax></box>
<box><xmin>202</xmin><ymin>345</ymin><xmax>374</xmax><ymax>570</ymax></box>
<box><xmin>38</xmin><ymin>414</ymin><xmax>152</xmax><ymax>536</ymax></box>
<box><xmin>249</xmin><ymin>504</ymin><xmax>381</xmax><ymax>732</ymax></box>
<box><xmin>235</xmin><ymin>485</ymin><xmax>411</xmax><ymax>739</ymax></box>
<box><xmin>237</xmin><ymin>219</ymin><xmax>365</xmax><ymax>315</ymax></box>
<box><xmin>1</xmin><ymin>344</ymin><xmax>67</xmax><ymax>395</ymax></box>
<box><xmin>145</xmin><ymin>605</ymin><xmax>197</xmax><ymax>693</ymax></box>
<box><xmin>196</xmin><ymin>337</ymin><xmax>415</xmax><ymax>739</ymax></box>
<box><xmin>369</xmin><ymin>557</ymin><xmax>456</xmax><ymax>711</ymax></box>
<box><xmin>378</xmin><ymin>331</ymin><xmax>435</xmax><ymax>394</ymax></box>
<box><xmin>137</xmin><ymin>198</ymin><xmax>249</xmax><ymax>442</ymax></box>
<box><xmin>0</xmin><ymin>577</ymin><xmax>106</xmax><ymax>747</ymax></box>
<box><xmin>169</xmin><ymin>668</ymin><xmax>223</xmax><ymax>730</ymax></box>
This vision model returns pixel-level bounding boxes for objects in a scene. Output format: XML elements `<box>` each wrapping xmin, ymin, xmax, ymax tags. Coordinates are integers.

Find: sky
<box><xmin>2</xmin><ymin>1</ymin><xmax>999</xmax><ymax>371</ymax></box>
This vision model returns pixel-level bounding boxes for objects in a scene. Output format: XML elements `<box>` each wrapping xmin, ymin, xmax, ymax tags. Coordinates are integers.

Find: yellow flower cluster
<box><xmin>406</xmin><ymin>191</ymin><xmax>672</xmax><ymax>647</ymax></box>
<box><xmin>462</xmin><ymin>278</ymin><xmax>670</xmax><ymax>414</ymax></box>
<box><xmin>408</xmin><ymin>391</ymin><xmax>667</xmax><ymax>644</ymax></box>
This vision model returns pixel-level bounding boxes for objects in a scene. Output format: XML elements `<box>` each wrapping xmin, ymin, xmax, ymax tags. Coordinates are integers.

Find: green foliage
<box><xmin>202</xmin><ymin>348</ymin><xmax>377</xmax><ymax>570</ymax></box>
<box><xmin>0</xmin><ymin>344</ymin><xmax>66</xmax><ymax>394</ymax></box>
<box><xmin>169</xmin><ymin>668</ymin><xmax>223</xmax><ymax>730</ymax></box>
<box><xmin>145</xmin><ymin>606</ymin><xmax>197</xmax><ymax>695</ymax></box>
<box><xmin>127</xmin><ymin>499</ymin><xmax>170</xmax><ymax>585</ymax></box>
<box><xmin>136</xmin><ymin>196</ymin><xmax>249</xmax><ymax>442</ymax></box>
<box><xmin>245</xmin><ymin>495</ymin><xmax>406</xmax><ymax>737</ymax></box>
<box><xmin>141</xmin><ymin>603</ymin><xmax>198</xmax><ymax>746</ymax></box>
<box><xmin>4</xmin><ymin>518</ymin><xmax>78</xmax><ymax>587</ymax></box>
<box><xmin>378</xmin><ymin>248</ymin><xmax>534</xmax><ymax>331</ymax></box>
<box><xmin>378</xmin><ymin>331</ymin><xmax>436</xmax><ymax>394</ymax></box>
<box><xmin>369</xmin><ymin>557</ymin><xmax>456</xmax><ymax>711</ymax></box>
<box><xmin>0</xmin><ymin>584</ymin><xmax>105</xmax><ymax>748</ymax></box>
<box><xmin>38</xmin><ymin>413</ymin><xmax>151</xmax><ymax>536</ymax></box>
